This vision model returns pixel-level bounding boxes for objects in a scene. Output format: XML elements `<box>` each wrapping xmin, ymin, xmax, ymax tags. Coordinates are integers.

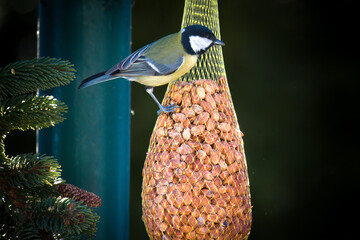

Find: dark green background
<box><xmin>1</xmin><ymin>0</ymin><xmax>358</xmax><ymax>239</ymax></box>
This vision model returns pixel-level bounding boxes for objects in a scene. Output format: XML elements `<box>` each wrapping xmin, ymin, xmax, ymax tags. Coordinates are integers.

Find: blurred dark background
<box><xmin>1</xmin><ymin>0</ymin><xmax>359</xmax><ymax>239</ymax></box>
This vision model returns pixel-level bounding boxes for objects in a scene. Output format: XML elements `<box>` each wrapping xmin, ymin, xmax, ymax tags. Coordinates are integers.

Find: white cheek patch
<box><xmin>189</xmin><ymin>36</ymin><xmax>213</xmax><ymax>53</ymax></box>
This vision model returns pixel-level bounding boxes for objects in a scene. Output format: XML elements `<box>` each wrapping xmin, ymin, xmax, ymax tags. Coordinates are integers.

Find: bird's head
<box><xmin>181</xmin><ymin>25</ymin><xmax>225</xmax><ymax>55</ymax></box>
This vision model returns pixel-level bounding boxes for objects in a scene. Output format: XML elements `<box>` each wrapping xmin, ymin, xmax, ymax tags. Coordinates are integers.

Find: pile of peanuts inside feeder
<box><xmin>142</xmin><ymin>77</ymin><xmax>252</xmax><ymax>240</ymax></box>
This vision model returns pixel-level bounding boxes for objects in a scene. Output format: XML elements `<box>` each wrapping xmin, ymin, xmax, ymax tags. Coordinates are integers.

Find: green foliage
<box><xmin>4</xmin><ymin>154</ymin><xmax>61</xmax><ymax>189</ymax></box>
<box><xmin>0</xmin><ymin>57</ymin><xmax>73</xmax><ymax>135</ymax></box>
<box><xmin>33</xmin><ymin>197</ymin><xmax>100</xmax><ymax>238</ymax></box>
<box><xmin>16</xmin><ymin>222</ymin><xmax>42</xmax><ymax>240</ymax></box>
<box><xmin>0</xmin><ymin>57</ymin><xmax>76</xmax><ymax>101</ymax></box>
<box><xmin>0</xmin><ymin>58</ymin><xmax>100</xmax><ymax>239</ymax></box>
<box><xmin>0</xmin><ymin>200</ymin><xmax>17</xmax><ymax>239</ymax></box>
<box><xmin>0</xmin><ymin>94</ymin><xmax>67</xmax><ymax>134</ymax></box>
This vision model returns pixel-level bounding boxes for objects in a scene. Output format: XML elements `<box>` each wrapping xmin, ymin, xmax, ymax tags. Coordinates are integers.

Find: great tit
<box><xmin>78</xmin><ymin>24</ymin><xmax>225</xmax><ymax>114</ymax></box>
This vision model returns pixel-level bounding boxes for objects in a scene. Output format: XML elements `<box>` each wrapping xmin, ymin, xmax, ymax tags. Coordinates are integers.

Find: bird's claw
<box><xmin>157</xmin><ymin>104</ymin><xmax>179</xmax><ymax>115</ymax></box>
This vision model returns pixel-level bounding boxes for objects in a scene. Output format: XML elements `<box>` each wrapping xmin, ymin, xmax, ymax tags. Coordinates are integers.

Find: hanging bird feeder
<box><xmin>141</xmin><ymin>0</ymin><xmax>252</xmax><ymax>239</ymax></box>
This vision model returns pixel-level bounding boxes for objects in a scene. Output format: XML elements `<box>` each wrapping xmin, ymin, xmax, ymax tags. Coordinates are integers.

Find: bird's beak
<box><xmin>213</xmin><ymin>39</ymin><xmax>225</xmax><ymax>46</ymax></box>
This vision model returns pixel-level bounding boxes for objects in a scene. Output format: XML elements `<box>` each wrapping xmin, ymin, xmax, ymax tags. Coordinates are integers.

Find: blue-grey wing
<box><xmin>105</xmin><ymin>44</ymin><xmax>150</xmax><ymax>75</ymax></box>
<box><xmin>143</xmin><ymin>56</ymin><xmax>184</xmax><ymax>75</ymax></box>
<box><xmin>109</xmin><ymin>55</ymin><xmax>184</xmax><ymax>77</ymax></box>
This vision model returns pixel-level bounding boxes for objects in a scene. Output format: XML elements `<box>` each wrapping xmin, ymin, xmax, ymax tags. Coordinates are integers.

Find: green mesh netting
<box><xmin>169</xmin><ymin>0</ymin><xmax>238</xmax><ymax>133</ymax></box>
<box><xmin>177</xmin><ymin>0</ymin><xmax>226</xmax><ymax>82</ymax></box>
<box><xmin>142</xmin><ymin>1</ymin><xmax>252</xmax><ymax>239</ymax></box>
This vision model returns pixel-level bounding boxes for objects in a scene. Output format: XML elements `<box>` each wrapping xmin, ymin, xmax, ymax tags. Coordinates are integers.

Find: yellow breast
<box><xmin>135</xmin><ymin>54</ymin><xmax>198</xmax><ymax>87</ymax></box>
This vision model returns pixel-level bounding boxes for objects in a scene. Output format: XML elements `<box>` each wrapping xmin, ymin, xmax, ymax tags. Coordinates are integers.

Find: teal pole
<box><xmin>38</xmin><ymin>1</ymin><xmax>131</xmax><ymax>239</ymax></box>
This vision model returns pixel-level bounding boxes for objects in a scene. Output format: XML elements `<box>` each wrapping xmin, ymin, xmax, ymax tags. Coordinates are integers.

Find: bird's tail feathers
<box><xmin>78</xmin><ymin>71</ymin><xmax>119</xmax><ymax>89</ymax></box>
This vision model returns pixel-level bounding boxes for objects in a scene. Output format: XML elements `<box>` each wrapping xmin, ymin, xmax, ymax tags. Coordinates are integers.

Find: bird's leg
<box><xmin>145</xmin><ymin>86</ymin><xmax>179</xmax><ymax>115</ymax></box>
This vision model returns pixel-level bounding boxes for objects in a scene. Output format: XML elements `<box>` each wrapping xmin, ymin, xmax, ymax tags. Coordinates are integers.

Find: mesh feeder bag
<box><xmin>141</xmin><ymin>0</ymin><xmax>252</xmax><ymax>239</ymax></box>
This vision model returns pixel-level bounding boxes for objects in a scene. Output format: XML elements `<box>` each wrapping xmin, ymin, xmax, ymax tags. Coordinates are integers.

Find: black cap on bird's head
<box><xmin>181</xmin><ymin>25</ymin><xmax>225</xmax><ymax>55</ymax></box>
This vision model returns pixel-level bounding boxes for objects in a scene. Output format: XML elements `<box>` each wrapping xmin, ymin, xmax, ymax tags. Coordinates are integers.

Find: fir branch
<box><xmin>2</xmin><ymin>154</ymin><xmax>61</xmax><ymax>189</ymax></box>
<box><xmin>32</xmin><ymin>197</ymin><xmax>100</xmax><ymax>238</ymax></box>
<box><xmin>17</xmin><ymin>222</ymin><xmax>42</xmax><ymax>240</ymax></box>
<box><xmin>0</xmin><ymin>93</ymin><xmax>67</xmax><ymax>134</ymax></box>
<box><xmin>0</xmin><ymin>135</ymin><xmax>5</xmax><ymax>163</ymax></box>
<box><xmin>0</xmin><ymin>57</ymin><xmax>100</xmax><ymax>238</ymax></box>
<box><xmin>0</xmin><ymin>57</ymin><xmax>76</xmax><ymax>101</ymax></box>
<box><xmin>27</xmin><ymin>184</ymin><xmax>63</xmax><ymax>201</ymax></box>
<box><xmin>0</xmin><ymin>199</ymin><xmax>17</xmax><ymax>239</ymax></box>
